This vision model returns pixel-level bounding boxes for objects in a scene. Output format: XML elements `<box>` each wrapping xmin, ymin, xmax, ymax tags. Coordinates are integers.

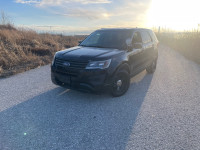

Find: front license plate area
<box><xmin>58</xmin><ymin>75</ymin><xmax>70</xmax><ymax>85</ymax></box>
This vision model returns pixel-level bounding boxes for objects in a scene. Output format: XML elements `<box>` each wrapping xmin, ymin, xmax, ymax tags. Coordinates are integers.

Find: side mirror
<box><xmin>133</xmin><ymin>43</ymin><xmax>142</xmax><ymax>49</ymax></box>
<box><xmin>126</xmin><ymin>38</ymin><xmax>133</xmax><ymax>51</ymax></box>
<box><xmin>78</xmin><ymin>41</ymin><xmax>82</xmax><ymax>44</ymax></box>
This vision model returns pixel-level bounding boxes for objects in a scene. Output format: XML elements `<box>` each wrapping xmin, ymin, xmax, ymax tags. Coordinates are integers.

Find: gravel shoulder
<box><xmin>0</xmin><ymin>45</ymin><xmax>200</xmax><ymax>150</ymax></box>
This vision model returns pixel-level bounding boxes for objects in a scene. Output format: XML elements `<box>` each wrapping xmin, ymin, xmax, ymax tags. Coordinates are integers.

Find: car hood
<box><xmin>56</xmin><ymin>46</ymin><xmax>124</xmax><ymax>61</ymax></box>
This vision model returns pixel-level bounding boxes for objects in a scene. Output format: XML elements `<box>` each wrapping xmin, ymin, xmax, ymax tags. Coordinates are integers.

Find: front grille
<box><xmin>54</xmin><ymin>58</ymin><xmax>88</xmax><ymax>76</ymax></box>
<box><xmin>55</xmin><ymin>58</ymin><xmax>88</xmax><ymax>69</ymax></box>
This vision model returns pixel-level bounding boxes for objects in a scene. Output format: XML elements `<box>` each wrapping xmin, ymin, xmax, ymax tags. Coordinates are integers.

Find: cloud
<box><xmin>15</xmin><ymin>0</ymin><xmax>40</xmax><ymax>4</ymax></box>
<box><xmin>14</xmin><ymin>0</ymin><xmax>150</xmax><ymax>22</ymax></box>
<box><xmin>15</xmin><ymin>0</ymin><xmax>152</xmax><ymax>33</ymax></box>
<box><xmin>15</xmin><ymin>0</ymin><xmax>111</xmax><ymax>6</ymax></box>
<box><xmin>15</xmin><ymin>0</ymin><xmax>112</xmax><ymax>20</ymax></box>
<box><xmin>39</xmin><ymin>0</ymin><xmax>111</xmax><ymax>6</ymax></box>
<box><xmin>55</xmin><ymin>8</ymin><xmax>111</xmax><ymax>20</ymax></box>
<box><xmin>107</xmin><ymin>0</ymin><xmax>152</xmax><ymax>27</ymax></box>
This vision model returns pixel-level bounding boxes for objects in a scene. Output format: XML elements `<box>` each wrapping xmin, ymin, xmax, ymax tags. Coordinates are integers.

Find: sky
<box><xmin>0</xmin><ymin>0</ymin><xmax>200</xmax><ymax>34</ymax></box>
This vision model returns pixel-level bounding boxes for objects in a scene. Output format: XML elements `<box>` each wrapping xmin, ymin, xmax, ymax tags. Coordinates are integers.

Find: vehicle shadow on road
<box><xmin>0</xmin><ymin>71</ymin><xmax>153</xmax><ymax>150</ymax></box>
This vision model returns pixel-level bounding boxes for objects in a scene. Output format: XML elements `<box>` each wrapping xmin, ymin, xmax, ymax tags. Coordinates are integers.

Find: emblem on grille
<box><xmin>63</xmin><ymin>62</ymin><xmax>70</xmax><ymax>67</ymax></box>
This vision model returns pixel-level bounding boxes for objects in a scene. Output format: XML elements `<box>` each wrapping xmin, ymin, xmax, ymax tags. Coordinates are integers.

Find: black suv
<box><xmin>51</xmin><ymin>28</ymin><xmax>159</xmax><ymax>96</ymax></box>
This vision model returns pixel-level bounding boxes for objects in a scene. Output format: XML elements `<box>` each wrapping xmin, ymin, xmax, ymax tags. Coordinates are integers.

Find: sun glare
<box><xmin>102</xmin><ymin>13</ymin><xmax>110</xmax><ymax>18</ymax></box>
<box><xmin>147</xmin><ymin>0</ymin><xmax>200</xmax><ymax>31</ymax></box>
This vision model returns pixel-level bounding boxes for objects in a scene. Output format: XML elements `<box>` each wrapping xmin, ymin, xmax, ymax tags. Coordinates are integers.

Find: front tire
<box><xmin>111</xmin><ymin>70</ymin><xmax>130</xmax><ymax>97</ymax></box>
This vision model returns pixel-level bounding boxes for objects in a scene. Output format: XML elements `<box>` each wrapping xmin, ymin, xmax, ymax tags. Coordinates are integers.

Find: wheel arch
<box><xmin>114</xmin><ymin>61</ymin><xmax>130</xmax><ymax>75</ymax></box>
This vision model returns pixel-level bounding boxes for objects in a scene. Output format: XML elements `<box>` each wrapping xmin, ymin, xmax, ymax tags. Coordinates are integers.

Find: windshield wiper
<box><xmin>80</xmin><ymin>44</ymin><xmax>87</xmax><ymax>47</ymax></box>
<box><xmin>81</xmin><ymin>45</ymin><xmax>107</xmax><ymax>48</ymax></box>
<box><xmin>94</xmin><ymin>46</ymin><xmax>107</xmax><ymax>48</ymax></box>
<box><xmin>80</xmin><ymin>45</ymin><xmax>117</xmax><ymax>49</ymax></box>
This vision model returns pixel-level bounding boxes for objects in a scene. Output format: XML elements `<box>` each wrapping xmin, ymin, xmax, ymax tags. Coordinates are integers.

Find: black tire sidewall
<box><xmin>146</xmin><ymin>58</ymin><xmax>157</xmax><ymax>73</ymax></box>
<box><xmin>111</xmin><ymin>70</ymin><xmax>130</xmax><ymax>97</ymax></box>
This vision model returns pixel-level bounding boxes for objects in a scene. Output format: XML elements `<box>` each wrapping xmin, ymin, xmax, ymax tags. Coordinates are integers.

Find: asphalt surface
<box><xmin>0</xmin><ymin>46</ymin><xmax>200</xmax><ymax>150</ymax></box>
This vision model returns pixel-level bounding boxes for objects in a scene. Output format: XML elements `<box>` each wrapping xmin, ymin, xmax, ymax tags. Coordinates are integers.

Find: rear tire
<box><xmin>146</xmin><ymin>58</ymin><xmax>157</xmax><ymax>74</ymax></box>
<box><xmin>111</xmin><ymin>70</ymin><xmax>130</xmax><ymax>97</ymax></box>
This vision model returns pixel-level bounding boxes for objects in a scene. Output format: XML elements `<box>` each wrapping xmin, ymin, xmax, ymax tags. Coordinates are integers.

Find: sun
<box><xmin>102</xmin><ymin>13</ymin><xmax>110</xmax><ymax>18</ymax></box>
<box><xmin>147</xmin><ymin>0</ymin><xmax>200</xmax><ymax>31</ymax></box>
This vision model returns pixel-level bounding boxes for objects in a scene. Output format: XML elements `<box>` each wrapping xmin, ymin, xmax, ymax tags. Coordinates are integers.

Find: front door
<box><xmin>128</xmin><ymin>31</ymin><xmax>145</xmax><ymax>76</ymax></box>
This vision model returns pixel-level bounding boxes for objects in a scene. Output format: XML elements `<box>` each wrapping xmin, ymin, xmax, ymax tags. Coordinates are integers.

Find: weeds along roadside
<box><xmin>156</xmin><ymin>31</ymin><xmax>200</xmax><ymax>64</ymax></box>
<box><xmin>0</xmin><ymin>25</ymin><xmax>86</xmax><ymax>78</ymax></box>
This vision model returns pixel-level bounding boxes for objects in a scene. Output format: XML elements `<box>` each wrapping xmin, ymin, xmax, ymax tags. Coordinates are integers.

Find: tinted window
<box><xmin>80</xmin><ymin>30</ymin><xmax>133</xmax><ymax>50</ymax></box>
<box><xmin>132</xmin><ymin>32</ymin><xmax>142</xmax><ymax>43</ymax></box>
<box><xmin>148</xmin><ymin>30</ymin><xmax>158</xmax><ymax>42</ymax></box>
<box><xmin>82</xmin><ymin>32</ymin><xmax>100</xmax><ymax>46</ymax></box>
<box><xmin>141</xmin><ymin>31</ymin><xmax>152</xmax><ymax>43</ymax></box>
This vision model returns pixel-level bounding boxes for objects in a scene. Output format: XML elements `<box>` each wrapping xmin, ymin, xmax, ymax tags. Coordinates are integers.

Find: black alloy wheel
<box><xmin>111</xmin><ymin>70</ymin><xmax>130</xmax><ymax>97</ymax></box>
<box><xmin>146</xmin><ymin>58</ymin><xmax>157</xmax><ymax>73</ymax></box>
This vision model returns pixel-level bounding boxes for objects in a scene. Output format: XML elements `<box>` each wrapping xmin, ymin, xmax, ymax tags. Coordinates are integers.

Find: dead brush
<box><xmin>156</xmin><ymin>31</ymin><xmax>200</xmax><ymax>64</ymax></box>
<box><xmin>0</xmin><ymin>25</ymin><xmax>86</xmax><ymax>78</ymax></box>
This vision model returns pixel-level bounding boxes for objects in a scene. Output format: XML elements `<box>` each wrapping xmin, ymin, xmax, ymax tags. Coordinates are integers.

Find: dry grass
<box><xmin>0</xmin><ymin>24</ymin><xmax>86</xmax><ymax>78</ymax></box>
<box><xmin>156</xmin><ymin>31</ymin><xmax>200</xmax><ymax>64</ymax></box>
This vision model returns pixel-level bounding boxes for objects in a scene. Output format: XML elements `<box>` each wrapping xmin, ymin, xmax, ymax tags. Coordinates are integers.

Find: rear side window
<box><xmin>141</xmin><ymin>31</ymin><xmax>151</xmax><ymax>44</ymax></box>
<box><xmin>148</xmin><ymin>30</ymin><xmax>158</xmax><ymax>42</ymax></box>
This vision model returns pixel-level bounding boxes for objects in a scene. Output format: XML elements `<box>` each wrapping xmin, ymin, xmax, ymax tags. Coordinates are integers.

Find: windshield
<box><xmin>80</xmin><ymin>30</ymin><xmax>133</xmax><ymax>50</ymax></box>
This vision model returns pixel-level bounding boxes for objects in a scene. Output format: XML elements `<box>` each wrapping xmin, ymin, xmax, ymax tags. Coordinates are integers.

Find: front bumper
<box><xmin>51</xmin><ymin>65</ymin><xmax>111</xmax><ymax>93</ymax></box>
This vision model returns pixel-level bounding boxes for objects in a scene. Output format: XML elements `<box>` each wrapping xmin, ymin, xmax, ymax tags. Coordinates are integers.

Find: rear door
<box><xmin>148</xmin><ymin>30</ymin><xmax>159</xmax><ymax>59</ymax></box>
<box><xmin>140</xmin><ymin>30</ymin><xmax>154</xmax><ymax>65</ymax></box>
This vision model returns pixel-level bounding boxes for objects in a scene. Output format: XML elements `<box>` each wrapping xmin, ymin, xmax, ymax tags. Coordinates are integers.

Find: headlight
<box><xmin>86</xmin><ymin>59</ymin><xmax>111</xmax><ymax>69</ymax></box>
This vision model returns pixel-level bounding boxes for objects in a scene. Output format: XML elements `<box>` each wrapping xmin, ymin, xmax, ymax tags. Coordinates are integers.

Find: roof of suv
<box><xmin>99</xmin><ymin>28</ymin><xmax>151</xmax><ymax>31</ymax></box>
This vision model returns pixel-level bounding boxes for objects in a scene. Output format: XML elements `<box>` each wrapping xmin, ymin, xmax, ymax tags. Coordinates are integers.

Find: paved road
<box><xmin>0</xmin><ymin>46</ymin><xmax>200</xmax><ymax>150</ymax></box>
